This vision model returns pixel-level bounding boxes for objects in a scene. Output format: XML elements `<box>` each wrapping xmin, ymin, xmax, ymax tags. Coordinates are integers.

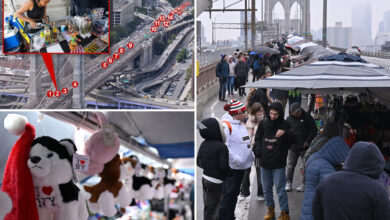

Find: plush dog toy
<box><xmin>2</xmin><ymin>114</ymin><xmax>88</xmax><ymax>220</ymax></box>
<box><xmin>84</xmin><ymin>154</ymin><xmax>131</xmax><ymax>217</ymax></box>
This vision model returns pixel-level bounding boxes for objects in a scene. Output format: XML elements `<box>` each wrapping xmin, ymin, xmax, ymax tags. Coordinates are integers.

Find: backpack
<box><xmin>253</xmin><ymin>60</ymin><xmax>260</xmax><ymax>71</ymax></box>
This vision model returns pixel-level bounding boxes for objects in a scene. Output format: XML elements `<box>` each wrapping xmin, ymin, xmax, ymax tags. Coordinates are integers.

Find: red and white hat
<box><xmin>224</xmin><ymin>100</ymin><xmax>247</xmax><ymax>115</ymax></box>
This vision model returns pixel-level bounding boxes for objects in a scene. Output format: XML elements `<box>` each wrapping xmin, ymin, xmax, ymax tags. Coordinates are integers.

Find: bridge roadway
<box><xmin>27</xmin><ymin>13</ymin><xmax>193</xmax><ymax>109</ymax></box>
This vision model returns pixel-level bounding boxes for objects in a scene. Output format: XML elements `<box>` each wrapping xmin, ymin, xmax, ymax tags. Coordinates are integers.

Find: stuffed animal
<box><xmin>84</xmin><ymin>154</ymin><xmax>131</xmax><ymax>217</ymax></box>
<box><xmin>0</xmin><ymin>191</ymin><xmax>12</xmax><ymax>220</ymax></box>
<box><xmin>125</xmin><ymin>156</ymin><xmax>156</xmax><ymax>201</ymax></box>
<box><xmin>163</xmin><ymin>169</ymin><xmax>176</xmax><ymax>198</ymax></box>
<box><xmin>79</xmin><ymin>112</ymin><xmax>120</xmax><ymax>175</ymax></box>
<box><xmin>2</xmin><ymin>114</ymin><xmax>88</xmax><ymax>220</ymax></box>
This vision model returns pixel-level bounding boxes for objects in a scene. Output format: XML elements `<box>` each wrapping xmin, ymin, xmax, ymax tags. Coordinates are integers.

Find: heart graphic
<box><xmin>80</xmin><ymin>160</ymin><xmax>85</xmax><ymax>165</ymax></box>
<box><xmin>42</xmin><ymin>186</ymin><xmax>53</xmax><ymax>196</ymax></box>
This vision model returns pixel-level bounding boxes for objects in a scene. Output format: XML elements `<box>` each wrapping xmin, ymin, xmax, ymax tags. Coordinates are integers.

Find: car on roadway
<box><xmin>346</xmin><ymin>46</ymin><xmax>361</xmax><ymax>57</ymax></box>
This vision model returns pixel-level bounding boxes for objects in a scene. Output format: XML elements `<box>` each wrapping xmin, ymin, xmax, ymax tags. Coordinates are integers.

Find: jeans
<box><xmin>228</xmin><ymin>76</ymin><xmax>235</xmax><ymax>95</ymax></box>
<box><xmin>219</xmin><ymin>76</ymin><xmax>229</xmax><ymax>100</ymax></box>
<box><xmin>286</xmin><ymin>149</ymin><xmax>306</xmax><ymax>184</ymax></box>
<box><xmin>219</xmin><ymin>169</ymin><xmax>245</xmax><ymax>220</ymax></box>
<box><xmin>240</xmin><ymin>166</ymin><xmax>263</xmax><ymax>197</ymax></box>
<box><xmin>202</xmin><ymin>178</ymin><xmax>223</xmax><ymax>220</ymax></box>
<box><xmin>261</xmin><ymin>167</ymin><xmax>289</xmax><ymax>211</ymax></box>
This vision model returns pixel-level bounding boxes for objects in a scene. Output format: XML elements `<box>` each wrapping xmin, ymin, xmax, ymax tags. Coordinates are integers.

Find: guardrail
<box><xmin>197</xmin><ymin>62</ymin><xmax>218</xmax><ymax>94</ymax></box>
<box><xmin>329</xmin><ymin>46</ymin><xmax>390</xmax><ymax>59</ymax></box>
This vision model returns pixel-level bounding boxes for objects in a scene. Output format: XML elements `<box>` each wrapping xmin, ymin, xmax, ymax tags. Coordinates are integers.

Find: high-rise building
<box><xmin>112</xmin><ymin>0</ymin><xmax>135</xmax><ymax>27</ymax></box>
<box><xmin>327</xmin><ymin>22</ymin><xmax>352</xmax><ymax>49</ymax></box>
<box><xmin>382</xmin><ymin>10</ymin><xmax>390</xmax><ymax>33</ymax></box>
<box><xmin>351</xmin><ymin>2</ymin><xmax>372</xmax><ymax>46</ymax></box>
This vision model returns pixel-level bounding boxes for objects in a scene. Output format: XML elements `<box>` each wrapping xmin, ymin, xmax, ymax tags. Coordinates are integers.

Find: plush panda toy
<box><xmin>2</xmin><ymin>114</ymin><xmax>88</xmax><ymax>220</ymax></box>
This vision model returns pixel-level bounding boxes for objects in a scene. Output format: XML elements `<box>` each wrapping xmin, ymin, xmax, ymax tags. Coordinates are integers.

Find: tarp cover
<box><xmin>245</xmin><ymin>60</ymin><xmax>390</xmax><ymax>106</ymax></box>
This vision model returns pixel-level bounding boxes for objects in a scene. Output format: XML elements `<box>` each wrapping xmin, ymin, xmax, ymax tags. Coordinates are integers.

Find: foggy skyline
<box><xmin>198</xmin><ymin>0</ymin><xmax>390</xmax><ymax>44</ymax></box>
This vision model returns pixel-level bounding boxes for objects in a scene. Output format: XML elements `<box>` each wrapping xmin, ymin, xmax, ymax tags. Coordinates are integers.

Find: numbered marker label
<box><xmin>167</xmin><ymin>14</ymin><xmax>174</xmax><ymax>21</ymax></box>
<box><xmin>72</xmin><ymin>81</ymin><xmax>79</xmax><ymax>88</ymax></box>
<box><xmin>127</xmin><ymin>42</ymin><xmax>134</xmax><ymax>49</ymax></box>
<box><xmin>54</xmin><ymin>90</ymin><xmax>61</xmax><ymax>97</ymax></box>
<box><xmin>62</xmin><ymin>87</ymin><xmax>68</xmax><ymax>94</ymax></box>
<box><xmin>178</xmin><ymin>10</ymin><xmax>182</xmax><ymax>15</ymax></box>
<box><xmin>163</xmin><ymin>21</ymin><xmax>170</xmax><ymax>28</ymax></box>
<box><xmin>159</xmin><ymin>15</ymin><xmax>166</xmax><ymax>22</ymax></box>
<box><xmin>113</xmin><ymin>53</ymin><xmax>120</xmax><ymax>60</ymax></box>
<box><xmin>47</xmin><ymin>90</ymin><xmax>53</xmax><ymax>97</ymax></box>
<box><xmin>102</xmin><ymin>62</ymin><xmax>108</xmax><ymax>69</ymax></box>
<box><xmin>118</xmin><ymin>47</ymin><xmax>125</xmax><ymax>54</ymax></box>
<box><xmin>154</xmin><ymin>20</ymin><xmax>161</xmax><ymax>27</ymax></box>
<box><xmin>107</xmin><ymin>57</ymin><xmax>114</xmax><ymax>64</ymax></box>
<box><xmin>150</xmin><ymin>26</ymin><xmax>157</xmax><ymax>32</ymax></box>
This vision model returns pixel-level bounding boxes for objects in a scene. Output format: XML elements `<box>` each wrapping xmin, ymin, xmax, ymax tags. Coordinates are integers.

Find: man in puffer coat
<box><xmin>312</xmin><ymin>142</ymin><xmax>390</xmax><ymax>220</ymax></box>
<box><xmin>197</xmin><ymin>117</ymin><xmax>231</xmax><ymax>220</ymax></box>
<box><xmin>300</xmin><ymin>136</ymin><xmax>350</xmax><ymax>220</ymax></box>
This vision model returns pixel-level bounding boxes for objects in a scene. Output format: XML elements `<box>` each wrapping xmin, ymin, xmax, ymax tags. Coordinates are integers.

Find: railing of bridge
<box><xmin>327</xmin><ymin>46</ymin><xmax>390</xmax><ymax>59</ymax></box>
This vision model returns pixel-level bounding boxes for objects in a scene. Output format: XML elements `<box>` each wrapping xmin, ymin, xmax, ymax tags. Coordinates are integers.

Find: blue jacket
<box><xmin>312</xmin><ymin>142</ymin><xmax>390</xmax><ymax>220</ymax></box>
<box><xmin>301</xmin><ymin>136</ymin><xmax>350</xmax><ymax>220</ymax></box>
<box><xmin>216</xmin><ymin>60</ymin><xmax>230</xmax><ymax>78</ymax></box>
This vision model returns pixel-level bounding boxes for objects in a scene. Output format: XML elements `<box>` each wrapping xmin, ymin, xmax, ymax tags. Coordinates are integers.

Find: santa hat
<box><xmin>1</xmin><ymin>114</ymin><xmax>39</xmax><ymax>220</ymax></box>
<box><xmin>224</xmin><ymin>100</ymin><xmax>247</xmax><ymax>115</ymax></box>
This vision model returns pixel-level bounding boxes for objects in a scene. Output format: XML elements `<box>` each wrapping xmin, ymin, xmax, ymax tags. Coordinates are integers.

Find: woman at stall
<box><xmin>15</xmin><ymin>0</ymin><xmax>50</xmax><ymax>28</ymax></box>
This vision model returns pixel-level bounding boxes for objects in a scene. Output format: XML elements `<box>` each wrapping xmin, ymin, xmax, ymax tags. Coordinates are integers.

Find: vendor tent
<box><xmin>245</xmin><ymin>60</ymin><xmax>390</xmax><ymax>106</ymax></box>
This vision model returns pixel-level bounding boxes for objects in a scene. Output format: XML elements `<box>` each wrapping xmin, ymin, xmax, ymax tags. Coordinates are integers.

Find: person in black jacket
<box><xmin>312</xmin><ymin>142</ymin><xmax>390</xmax><ymax>220</ymax></box>
<box><xmin>216</xmin><ymin>55</ymin><xmax>230</xmax><ymax>102</ymax></box>
<box><xmin>234</xmin><ymin>55</ymin><xmax>249</xmax><ymax>98</ymax></box>
<box><xmin>197</xmin><ymin>117</ymin><xmax>231</xmax><ymax>220</ymax></box>
<box><xmin>253</xmin><ymin>102</ymin><xmax>295</xmax><ymax>220</ymax></box>
<box><xmin>285</xmin><ymin>102</ymin><xmax>318</xmax><ymax>192</ymax></box>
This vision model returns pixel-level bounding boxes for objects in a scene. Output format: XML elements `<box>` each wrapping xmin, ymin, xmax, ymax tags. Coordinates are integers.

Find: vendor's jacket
<box><xmin>197</xmin><ymin>117</ymin><xmax>231</xmax><ymax>181</ymax></box>
<box><xmin>312</xmin><ymin>142</ymin><xmax>390</xmax><ymax>220</ymax></box>
<box><xmin>286</xmin><ymin>110</ymin><xmax>318</xmax><ymax>152</ymax></box>
<box><xmin>253</xmin><ymin>102</ymin><xmax>295</xmax><ymax>169</ymax></box>
<box><xmin>221</xmin><ymin>113</ymin><xmax>254</xmax><ymax>170</ymax></box>
<box><xmin>301</xmin><ymin>136</ymin><xmax>350</xmax><ymax>220</ymax></box>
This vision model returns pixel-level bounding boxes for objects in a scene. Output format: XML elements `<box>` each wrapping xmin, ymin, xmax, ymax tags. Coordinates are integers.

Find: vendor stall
<box><xmin>0</xmin><ymin>111</ymin><xmax>195</xmax><ymax>220</ymax></box>
<box><xmin>3</xmin><ymin>0</ymin><xmax>109</xmax><ymax>53</ymax></box>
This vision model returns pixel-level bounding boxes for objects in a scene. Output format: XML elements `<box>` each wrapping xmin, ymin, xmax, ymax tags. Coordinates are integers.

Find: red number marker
<box><xmin>62</xmin><ymin>87</ymin><xmax>68</xmax><ymax>94</ymax></box>
<box><xmin>113</xmin><ymin>53</ymin><xmax>120</xmax><ymax>60</ymax></box>
<box><xmin>118</xmin><ymin>47</ymin><xmax>125</xmax><ymax>54</ymax></box>
<box><xmin>150</xmin><ymin>26</ymin><xmax>157</xmax><ymax>32</ymax></box>
<box><xmin>102</xmin><ymin>61</ymin><xmax>108</xmax><ymax>69</ymax></box>
<box><xmin>72</xmin><ymin>81</ymin><xmax>79</xmax><ymax>88</ymax></box>
<box><xmin>107</xmin><ymin>57</ymin><xmax>114</xmax><ymax>64</ymax></box>
<box><xmin>54</xmin><ymin>90</ymin><xmax>61</xmax><ymax>97</ymax></box>
<box><xmin>47</xmin><ymin>90</ymin><xmax>53</xmax><ymax>97</ymax></box>
<box><xmin>168</xmin><ymin>14</ymin><xmax>174</xmax><ymax>21</ymax></box>
<box><xmin>178</xmin><ymin>10</ymin><xmax>182</xmax><ymax>15</ymax></box>
<box><xmin>159</xmin><ymin>15</ymin><xmax>166</xmax><ymax>22</ymax></box>
<box><xmin>163</xmin><ymin>21</ymin><xmax>170</xmax><ymax>27</ymax></box>
<box><xmin>154</xmin><ymin>20</ymin><xmax>161</xmax><ymax>27</ymax></box>
<box><xmin>127</xmin><ymin>42</ymin><xmax>134</xmax><ymax>49</ymax></box>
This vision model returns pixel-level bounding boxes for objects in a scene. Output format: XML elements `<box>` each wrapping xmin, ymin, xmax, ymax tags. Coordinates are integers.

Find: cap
<box><xmin>290</xmin><ymin>102</ymin><xmax>302</xmax><ymax>114</ymax></box>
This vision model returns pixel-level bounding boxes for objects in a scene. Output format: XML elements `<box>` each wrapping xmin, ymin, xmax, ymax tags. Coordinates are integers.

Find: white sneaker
<box><xmin>257</xmin><ymin>195</ymin><xmax>265</xmax><ymax>201</ymax></box>
<box><xmin>296</xmin><ymin>184</ymin><xmax>305</xmax><ymax>192</ymax></box>
<box><xmin>238</xmin><ymin>194</ymin><xmax>247</xmax><ymax>200</ymax></box>
<box><xmin>285</xmin><ymin>182</ymin><xmax>292</xmax><ymax>192</ymax></box>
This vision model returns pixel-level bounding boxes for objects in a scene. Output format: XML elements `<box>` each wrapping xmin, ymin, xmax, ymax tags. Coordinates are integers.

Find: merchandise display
<box><xmin>0</xmin><ymin>112</ymin><xmax>194</xmax><ymax>220</ymax></box>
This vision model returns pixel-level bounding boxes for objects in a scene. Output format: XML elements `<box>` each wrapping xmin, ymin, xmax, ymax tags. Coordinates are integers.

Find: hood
<box><xmin>199</xmin><ymin>117</ymin><xmax>226</xmax><ymax>143</ymax></box>
<box><xmin>267</xmin><ymin>101</ymin><xmax>284</xmax><ymax>122</ymax></box>
<box><xmin>228</xmin><ymin>55</ymin><xmax>234</xmax><ymax>62</ymax></box>
<box><xmin>318</xmin><ymin>136</ymin><xmax>350</xmax><ymax>166</ymax></box>
<box><xmin>343</xmin><ymin>142</ymin><xmax>385</xmax><ymax>179</ymax></box>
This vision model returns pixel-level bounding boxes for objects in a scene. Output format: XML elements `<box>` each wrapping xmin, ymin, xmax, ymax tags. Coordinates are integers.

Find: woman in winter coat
<box><xmin>234</xmin><ymin>54</ymin><xmax>249</xmax><ymax>98</ymax></box>
<box><xmin>239</xmin><ymin>102</ymin><xmax>266</xmax><ymax>200</ymax></box>
<box><xmin>227</xmin><ymin>55</ymin><xmax>236</xmax><ymax>97</ymax></box>
<box><xmin>300</xmin><ymin>136</ymin><xmax>350</xmax><ymax>220</ymax></box>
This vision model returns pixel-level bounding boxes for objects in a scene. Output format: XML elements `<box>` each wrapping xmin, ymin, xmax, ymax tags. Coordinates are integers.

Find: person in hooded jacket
<box><xmin>285</xmin><ymin>103</ymin><xmax>318</xmax><ymax>192</ymax></box>
<box><xmin>219</xmin><ymin>100</ymin><xmax>255</xmax><ymax>220</ymax></box>
<box><xmin>197</xmin><ymin>117</ymin><xmax>231</xmax><ymax>220</ymax></box>
<box><xmin>234</xmin><ymin>54</ymin><xmax>249</xmax><ymax>98</ymax></box>
<box><xmin>216</xmin><ymin>54</ymin><xmax>230</xmax><ymax>101</ymax></box>
<box><xmin>312</xmin><ymin>142</ymin><xmax>390</xmax><ymax>220</ymax></box>
<box><xmin>301</xmin><ymin>136</ymin><xmax>350</xmax><ymax>220</ymax></box>
<box><xmin>253</xmin><ymin>102</ymin><xmax>296</xmax><ymax>220</ymax></box>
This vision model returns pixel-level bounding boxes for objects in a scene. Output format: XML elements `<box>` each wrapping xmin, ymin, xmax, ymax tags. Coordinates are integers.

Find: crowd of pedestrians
<box><xmin>198</xmin><ymin>38</ymin><xmax>390</xmax><ymax>220</ymax></box>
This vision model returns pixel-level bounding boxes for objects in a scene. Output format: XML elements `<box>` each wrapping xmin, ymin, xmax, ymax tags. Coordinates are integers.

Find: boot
<box><xmin>277</xmin><ymin>210</ymin><xmax>290</xmax><ymax>220</ymax></box>
<box><xmin>264</xmin><ymin>206</ymin><xmax>275</xmax><ymax>220</ymax></box>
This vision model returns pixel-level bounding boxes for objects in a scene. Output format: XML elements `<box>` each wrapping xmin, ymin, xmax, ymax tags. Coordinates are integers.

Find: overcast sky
<box><xmin>198</xmin><ymin>0</ymin><xmax>390</xmax><ymax>43</ymax></box>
